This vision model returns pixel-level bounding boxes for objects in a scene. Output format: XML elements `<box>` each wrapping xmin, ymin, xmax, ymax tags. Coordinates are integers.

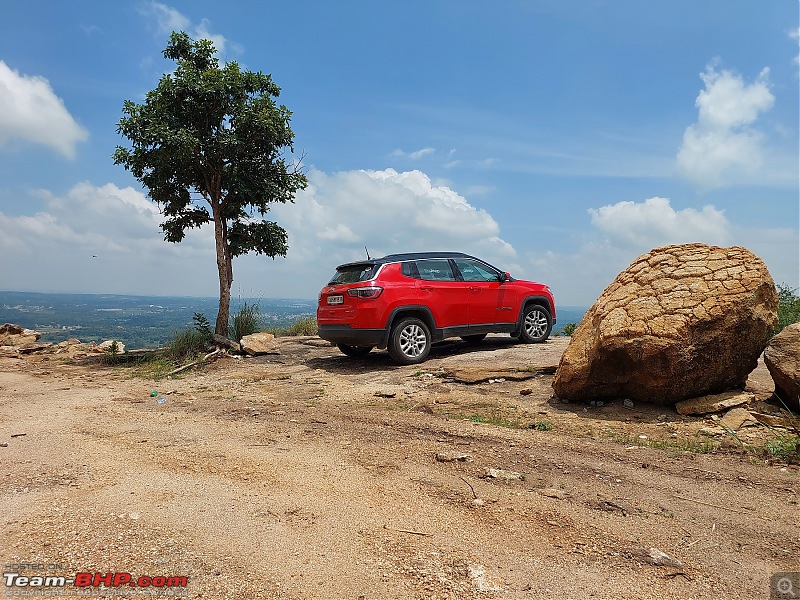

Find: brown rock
<box><xmin>443</xmin><ymin>366</ymin><xmax>552</xmax><ymax>384</ymax></box>
<box><xmin>0</xmin><ymin>323</ymin><xmax>41</xmax><ymax>346</ymax></box>
<box><xmin>675</xmin><ymin>391</ymin><xmax>754</xmax><ymax>416</ymax></box>
<box><xmin>750</xmin><ymin>411</ymin><xmax>794</xmax><ymax>429</ymax></box>
<box><xmin>539</xmin><ymin>487</ymin><xmax>568</xmax><ymax>499</ymax></box>
<box><xmin>719</xmin><ymin>407</ymin><xmax>758</xmax><ymax>431</ymax></box>
<box><xmin>764</xmin><ymin>323</ymin><xmax>800</xmax><ymax>411</ymax></box>
<box><xmin>240</xmin><ymin>332</ymin><xmax>280</xmax><ymax>356</ymax></box>
<box><xmin>435</xmin><ymin>452</ymin><xmax>472</xmax><ymax>463</ymax></box>
<box><xmin>17</xmin><ymin>342</ymin><xmax>54</xmax><ymax>354</ymax></box>
<box><xmin>553</xmin><ymin>244</ymin><xmax>777</xmax><ymax>404</ymax></box>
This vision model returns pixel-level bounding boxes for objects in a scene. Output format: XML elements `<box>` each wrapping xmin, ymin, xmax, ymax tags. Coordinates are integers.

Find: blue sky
<box><xmin>0</xmin><ymin>1</ymin><xmax>797</xmax><ymax>306</ymax></box>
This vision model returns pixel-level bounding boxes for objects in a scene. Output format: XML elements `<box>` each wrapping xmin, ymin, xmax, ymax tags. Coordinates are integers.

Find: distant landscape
<box><xmin>0</xmin><ymin>291</ymin><xmax>587</xmax><ymax>350</ymax></box>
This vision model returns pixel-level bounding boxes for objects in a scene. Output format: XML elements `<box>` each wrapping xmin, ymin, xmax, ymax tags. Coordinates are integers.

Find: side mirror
<box><xmin>499</xmin><ymin>272</ymin><xmax>511</xmax><ymax>282</ymax></box>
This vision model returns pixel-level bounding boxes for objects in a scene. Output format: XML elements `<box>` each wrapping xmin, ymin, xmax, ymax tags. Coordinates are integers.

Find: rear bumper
<box><xmin>317</xmin><ymin>325</ymin><xmax>387</xmax><ymax>349</ymax></box>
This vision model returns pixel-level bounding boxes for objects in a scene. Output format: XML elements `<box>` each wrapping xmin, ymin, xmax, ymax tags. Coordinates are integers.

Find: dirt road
<box><xmin>1</xmin><ymin>336</ymin><xmax>798</xmax><ymax>599</ymax></box>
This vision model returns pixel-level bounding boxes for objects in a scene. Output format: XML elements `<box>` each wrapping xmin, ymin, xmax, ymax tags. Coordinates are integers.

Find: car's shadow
<box><xmin>305</xmin><ymin>335</ymin><xmax>523</xmax><ymax>374</ymax></box>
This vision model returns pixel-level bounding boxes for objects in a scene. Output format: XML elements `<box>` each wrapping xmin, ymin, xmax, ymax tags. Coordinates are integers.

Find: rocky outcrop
<box><xmin>0</xmin><ymin>323</ymin><xmax>41</xmax><ymax>346</ymax></box>
<box><xmin>552</xmin><ymin>244</ymin><xmax>778</xmax><ymax>404</ymax></box>
<box><xmin>764</xmin><ymin>323</ymin><xmax>800</xmax><ymax>411</ymax></box>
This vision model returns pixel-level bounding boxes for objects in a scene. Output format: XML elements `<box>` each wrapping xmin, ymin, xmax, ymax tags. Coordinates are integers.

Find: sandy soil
<box><xmin>1</xmin><ymin>335</ymin><xmax>798</xmax><ymax>599</ymax></box>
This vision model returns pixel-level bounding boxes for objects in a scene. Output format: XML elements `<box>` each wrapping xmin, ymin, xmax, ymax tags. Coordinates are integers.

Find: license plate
<box><xmin>327</xmin><ymin>294</ymin><xmax>344</xmax><ymax>305</ymax></box>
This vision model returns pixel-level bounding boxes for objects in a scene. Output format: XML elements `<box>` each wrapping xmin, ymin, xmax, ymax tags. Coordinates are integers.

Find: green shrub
<box><xmin>229</xmin><ymin>301</ymin><xmax>261</xmax><ymax>341</ymax></box>
<box><xmin>775</xmin><ymin>284</ymin><xmax>800</xmax><ymax>335</ymax></box>
<box><xmin>167</xmin><ymin>328</ymin><xmax>210</xmax><ymax>361</ymax></box>
<box><xmin>562</xmin><ymin>323</ymin><xmax>577</xmax><ymax>336</ymax></box>
<box><xmin>193</xmin><ymin>312</ymin><xmax>213</xmax><ymax>337</ymax></box>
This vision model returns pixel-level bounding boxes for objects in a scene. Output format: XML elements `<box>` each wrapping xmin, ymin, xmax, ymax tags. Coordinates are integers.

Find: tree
<box><xmin>776</xmin><ymin>283</ymin><xmax>800</xmax><ymax>335</ymax></box>
<box><xmin>113</xmin><ymin>32</ymin><xmax>307</xmax><ymax>337</ymax></box>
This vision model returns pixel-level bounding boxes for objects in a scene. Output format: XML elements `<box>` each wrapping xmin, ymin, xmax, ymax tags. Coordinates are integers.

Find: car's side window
<box><xmin>414</xmin><ymin>259</ymin><xmax>456</xmax><ymax>281</ymax></box>
<box><xmin>453</xmin><ymin>258</ymin><xmax>499</xmax><ymax>282</ymax></box>
<box><xmin>401</xmin><ymin>261</ymin><xmax>420</xmax><ymax>278</ymax></box>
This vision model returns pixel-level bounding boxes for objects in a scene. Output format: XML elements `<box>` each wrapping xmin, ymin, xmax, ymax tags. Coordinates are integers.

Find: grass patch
<box><xmin>462</xmin><ymin>410</ymin><xmax>525</xmax><ymax>429</ymax></box>
<box><xmin>229</xmin><ymin>302</ymin><xmax>261</xmax><ymax>342</ymax></box>
<box><xmin>166</xmin><ymin>329</ymin><xmax>210</xmax><ymax>362</ymax></box>
<box><xmin>529</xmin><ymin>419</ymin><xmax>554</xmax><ymax>431</ymax></box>
<box><xmin>762</xmin><ymin>434</ymin><xmax>800</xmax><ymax>463</ymax></box>
<box><xmin>264</xmin><ymin>315</ymin><xmax>318</xmax><ymax>337</ymax></box>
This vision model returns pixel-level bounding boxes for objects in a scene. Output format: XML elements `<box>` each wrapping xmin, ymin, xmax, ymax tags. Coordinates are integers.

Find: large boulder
<box><xmin>553</xmin><ymin>244</ymin><xmax>778</xmax><ymax>404</ymax></box>
<box><xmin>764</xmin><ymin>323</ymin><xmax>800</xmax><ymax>411</ymax></box>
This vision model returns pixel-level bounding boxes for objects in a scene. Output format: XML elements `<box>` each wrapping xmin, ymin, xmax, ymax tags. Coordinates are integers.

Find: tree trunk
<box><xmin>212</xmin><ymin>204</ymin><xmax>233</xmax><ymax>337</ymax></box>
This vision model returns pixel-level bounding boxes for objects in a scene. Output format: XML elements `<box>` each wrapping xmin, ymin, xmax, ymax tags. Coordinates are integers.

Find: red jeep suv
<box><xmin>316</xmin><ymin>252</ymin><xmax>556</xmax><ymax>364</ymax></box>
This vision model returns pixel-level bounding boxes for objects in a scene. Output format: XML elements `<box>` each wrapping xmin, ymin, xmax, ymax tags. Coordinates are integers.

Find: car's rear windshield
<box><xmin>328</xmin><ymin>263</ymin><xmax>378</xmax><ymax>285</ymax></box>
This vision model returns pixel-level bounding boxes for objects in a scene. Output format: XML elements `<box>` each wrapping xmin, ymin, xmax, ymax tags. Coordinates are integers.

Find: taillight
<box><xmin>347</xmin><ymin>286</ymin><xmax>383</xmax><ymax>299</ymax></box>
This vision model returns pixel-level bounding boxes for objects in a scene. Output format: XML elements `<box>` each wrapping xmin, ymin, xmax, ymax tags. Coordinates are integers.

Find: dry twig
<box><xmin>383</xmin><ymin>524</ymin><xmax>433</xmax><ymax>537</ymax></box>
<box><xmin>167</xmin><ymin>348</ymin><xmax>222</xmax><ymax>376</ymax></box>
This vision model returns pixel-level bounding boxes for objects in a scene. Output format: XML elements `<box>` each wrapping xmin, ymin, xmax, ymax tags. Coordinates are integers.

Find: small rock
<box><xmin>720</xmin><ymin>407</ymin><xmax>759</xmax><ymax>431</ymax></box>
<box><xmin>590</xmin><ymin>400</ymin><xmax>604</xmax><ymax>407</ymax></box>
<box><xmin>471</xmin><ymin>498</ymin><xmax>485</xmax><ymax>507</ymax></box>
<box><xmin>699</xmin><ymin>426</ymin><xmax>724</xmax><ymax>436</ymax></box>
<box><xmin>623</xmin><ymin>398</ymin><xmax>635</xmax><ymax>408</ymax></box>
<box><xmin>484</xmin><ymin>467</ymin><xmax>523</xmax><ymax>481</ymax></box>
<box><xmin>98</xmin><ymin>340</ymin><xmax>126</xmax><ymax>353</ymax></box>
<box><xmin>240</xmin><ymin>332</ymin><xmax>280</xmax><ymax>355</ymax></box>
<box><xmin>374</xmin><ymin>391</ymin><xmax>397</xmax><ymax>398</ymax></box>
<box><xmin>539</xmin><ymin>488</ymin><xmax>567</xmax><ymax>499</ymax></box>
<box><xmin>639</xmin><ymin>547</ymin><xmax>683</xmax><ymax>568</ymax></box>
<box><xmin>675</xmin><ymin>391</ymin><xmax>754</xmax><ymax>416</ymax></box>
<box><xmin>435</xmin><ymin>452</ymin><xmax>472</xmax><ymax>463</ymax></box>
<box><xmin>750</xmin><ymin>412</ymin><xmax>793</xmax><ymax>428</ymax></box>
<box><xmin>519</xmin><ymin>388</ymin><xmax>533</xmax><ymax>396</ymax></box>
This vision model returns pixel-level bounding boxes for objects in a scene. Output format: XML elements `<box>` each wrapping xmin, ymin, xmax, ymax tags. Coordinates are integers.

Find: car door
<box><xmin>451</xmin><ymin>257</ymin><xmax>516</xmax><ymax>327</ymax></box>
<box><xmin>413</xmin><ymin>258</ymin><xmax>468</xmax><ymax>329</ymax></box>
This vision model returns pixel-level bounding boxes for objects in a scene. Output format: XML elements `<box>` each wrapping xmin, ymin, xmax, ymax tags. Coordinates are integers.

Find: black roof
<box><xmin>336</xmin><ymin>252</ymin><xmax>477</xmax><ymax>269</ymax></box>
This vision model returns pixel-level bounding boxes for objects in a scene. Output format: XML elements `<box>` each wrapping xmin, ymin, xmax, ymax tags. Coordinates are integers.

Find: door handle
<box><xmin>419</xmin><ymin>286</ymin><xmax>433</xmax><ymax>292</ymax></box>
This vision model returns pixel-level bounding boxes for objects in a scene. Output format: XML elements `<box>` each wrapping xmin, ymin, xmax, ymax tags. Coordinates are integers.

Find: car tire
<box><xmin>461</xmin><ymin>334</ymin><xmax>487</xmax><ymax>344</ymax></box>
<box><xmin>337</xmin><ymin>344</ymin><xmax>374</xmax><ymax>358</ymax></box>
<box><xmin>388</xmin><ymin>317</ymin><xmax>431</xmax><ymax>365</ymax></box>
<box><xmin>517</xmin><ymin>304</ymin><xmax>552</xmax><ymax>343</ymax></box>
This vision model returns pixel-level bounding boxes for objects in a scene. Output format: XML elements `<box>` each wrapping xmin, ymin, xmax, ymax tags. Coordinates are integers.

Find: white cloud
<box><xmin>139</xmin><ymin>1</ymin><xmax>228</xmax><ymax>54</ymax></box>
<box><xmin>0</xmin><ymin>183</ymin><xmax>216</xmax><ymax>295</ymax></box>
<box><xmin>243</xmin><ymin>168</ymin><xmax>518</xmax><ymax>297</ymax></box>
<box><xmin>791</xmin><ymin>28</ymin><xmax>800</xmax><ymax>65</ymax></box>
<box><xmin>276</xmin><ymin>168</ymin><xmax>515</xmax><ymax>259</ymax></box>
<box><xmin>0</xmin><ymin>169</ymin><xmax>516</xmax><ymax>299</ymax></box>
<box><xmin>528</xmin><ymin>199</ymin><xmax>795</xmax><ymax>307</ymax></box>
<box><xmin>0</xmin><ymin>61</ymin><xmax>88</xmax><ymax>158</ymax></box>
<box><xmin>392</xmin><ymin>147</ymin><xmax>435</xmax><ymax>160</ymax></box>
<box><xmin>677</xmin><ymin>65</ymin><xmax>774</xmax><ymax>188</ymax></box>
<box><xmin>588</xmin><ymin>197</ymin><xmax>731</xmax><ymax>248</ymax></box>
